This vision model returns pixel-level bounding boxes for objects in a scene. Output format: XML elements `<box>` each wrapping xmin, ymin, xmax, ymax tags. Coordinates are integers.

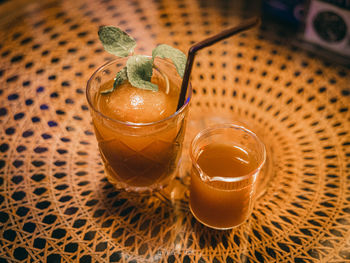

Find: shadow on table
<box><xmin>93</xmin><ymin>180</ymin><xmax>193</xmax><ymax>251</ymax></box>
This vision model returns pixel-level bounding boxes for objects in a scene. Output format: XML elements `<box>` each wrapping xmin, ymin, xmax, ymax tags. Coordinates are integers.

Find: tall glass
<box><xmin>87</xmin><ymin>57</ymin><xmax>192</xmax><ymax>192</ymax></box>
<box><xmin>189</xmin><ymin>124</ymin><xmax>266</xmax><ymax>230</ymax></box>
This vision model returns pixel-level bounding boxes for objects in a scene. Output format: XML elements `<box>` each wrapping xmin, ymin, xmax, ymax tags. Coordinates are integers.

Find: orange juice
<box><xmin>190</xmin><ymin>141</ymin><xmax>261</xmax><ymax>229</ymax></box>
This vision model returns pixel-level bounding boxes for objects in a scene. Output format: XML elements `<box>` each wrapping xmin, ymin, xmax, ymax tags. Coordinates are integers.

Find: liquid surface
<box><xmin>197</xmin><ymin>143</ymin><xmax>258</xmax><ymax>179</ymax></box>
<box><xmin>96</xmin><ymin>70</ymin><xmax>179</xmax><ymax>123</ymax></box>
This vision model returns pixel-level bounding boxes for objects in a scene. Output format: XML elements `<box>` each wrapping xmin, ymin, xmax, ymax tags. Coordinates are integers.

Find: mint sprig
<box><xmin>100</xmin><ymin>67</ymin><xmax>128</xmax><ymax>94</ymax></box>
<box><xmin>152</xmin><ymin>44</ymin><xmax>186</xmax><ymax>78</ymax></box>
<box><xmin>126</xmin><ymin>55</ymin><xmax>158</xmax><ymax>91</ymax></box>
<box><xmin>98</xmin><ymin>26</ymin><xmax>187</xmax><ymax>94</ymax></box>
<box><xmin>98</xmin><ymin>26</ymin><xmax>136</xmax><ymax>57</ymax></box>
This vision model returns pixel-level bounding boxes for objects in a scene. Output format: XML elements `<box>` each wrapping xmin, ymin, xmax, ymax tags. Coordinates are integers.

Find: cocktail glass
<box><xmin>86</xmin><ymin>57</ymin><xmax>192</xmax><ymax>192</ymax></box>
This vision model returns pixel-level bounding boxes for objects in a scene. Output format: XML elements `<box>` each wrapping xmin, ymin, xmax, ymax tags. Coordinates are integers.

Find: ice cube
<box><xmin>99</xmin><ymin>81</ymin><xmax>176</xmax><ymax>123</ymax></box>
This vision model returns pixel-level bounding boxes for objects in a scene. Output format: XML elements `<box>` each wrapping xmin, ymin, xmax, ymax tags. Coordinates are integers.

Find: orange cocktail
<box><xmin>87</xmin><ymin>57</ymin><xmax>191</xmax><ymax>192</ymax></box>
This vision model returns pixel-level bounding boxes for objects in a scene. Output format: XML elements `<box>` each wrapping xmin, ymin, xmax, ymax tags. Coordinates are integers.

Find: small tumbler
<box><xmin>189</xmin><ymin>123</ymin><xmax>266</xmax><ymax>230</ymax></box>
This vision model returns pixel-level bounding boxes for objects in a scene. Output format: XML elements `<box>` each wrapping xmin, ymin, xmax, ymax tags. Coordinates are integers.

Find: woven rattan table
<box><xmin>0</xmin><ymin>0</ymin><xmax>349</xmax><ymax>262</ymax></box>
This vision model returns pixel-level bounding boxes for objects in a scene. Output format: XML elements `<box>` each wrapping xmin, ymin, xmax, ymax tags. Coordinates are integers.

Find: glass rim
<box><xmin>86</xmin><ymin>57</ymin><xmax>192</xmax><ymax>127</ymax></box>
<box><xmin>190</xmin><ymin>123</ymin><xmax>266</xmax><ymax>183</ymax></box>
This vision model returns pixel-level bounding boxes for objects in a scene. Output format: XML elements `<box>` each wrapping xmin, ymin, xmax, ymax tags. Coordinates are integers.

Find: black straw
<box><xmin>176</xmin><ymin>17</ymin><xmax>260</xmax><ymax>111</ymax></box>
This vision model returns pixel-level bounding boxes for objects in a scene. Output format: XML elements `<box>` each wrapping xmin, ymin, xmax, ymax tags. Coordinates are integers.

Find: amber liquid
<box><xmin>190</xmin><ymin>143</ymin><xmax>258</xmax><ymax>229</ymax></box>
<box><xmin>92</xmin><ymin>70</ymin><xmax>186</xmax><ymax>190</ymax></box>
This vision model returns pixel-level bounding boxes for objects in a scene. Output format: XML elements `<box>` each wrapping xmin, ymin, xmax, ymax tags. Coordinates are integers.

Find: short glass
<box><xmin>86</xmin><ymin>57</ymin><xmax>192</xmax><ymax>192</ymax></box>
<box><xmin>189</xmin><ymin>124</ymin><xmax>266</xmax><ymax>230</ymax></box>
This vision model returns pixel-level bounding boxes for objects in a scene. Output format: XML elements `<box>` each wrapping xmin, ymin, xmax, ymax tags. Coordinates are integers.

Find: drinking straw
<box><xmin>177</xmin><ymin>17</ymin><xmax>260</xmax><ymax>111</ymax></box>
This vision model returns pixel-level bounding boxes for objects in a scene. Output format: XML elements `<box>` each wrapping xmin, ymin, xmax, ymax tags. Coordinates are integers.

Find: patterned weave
<box><xmin>0</xmin><ymin>0</ymin><xmax>349</xmax><ymax>262</ymax></box>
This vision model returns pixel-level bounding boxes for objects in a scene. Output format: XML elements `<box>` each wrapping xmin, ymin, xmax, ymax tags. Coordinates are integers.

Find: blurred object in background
<box><xmin>262</xmin><ymin>0</ymin><xmax>306</xmax><ymax>26</ymax></box>
<box><xmin>303</xmin><ymin>0</ymin><xmax>350</xmax><ymax>60</ymax></box>
<box><xmin>262</xmin><ymin>0</ymin><xmax>350</xmax><ymax>65</ymax></box>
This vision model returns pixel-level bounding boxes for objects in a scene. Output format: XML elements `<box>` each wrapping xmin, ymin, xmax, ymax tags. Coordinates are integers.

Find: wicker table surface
<box><xmin>0</xmin><ymin>0</ymin><xmax>349</xmax><ymax>262</ymax></box>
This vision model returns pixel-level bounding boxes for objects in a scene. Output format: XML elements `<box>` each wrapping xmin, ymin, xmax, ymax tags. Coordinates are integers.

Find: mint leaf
<box><xmin>126</xmin><ymin>55</ymin><xmax>158</xmax><ymax>91</ymax></box>
<box><xmin>152</xmin><ymin>44</ymin><xmax>187</xmax><ymax>78</ymax></box>
<box><xmin>100</xmin><ymin>67</ymin><xmax>128</xmax><ymax>94</ymax></box>
<box><xmin>98</xmin><ymin>26</ymin><xmax>136</xmax><ymax>57</ymax></box>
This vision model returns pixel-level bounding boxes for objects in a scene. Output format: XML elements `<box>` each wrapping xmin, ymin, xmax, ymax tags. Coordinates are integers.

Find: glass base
<box><xmin>189</xmin><ymin>203</ymin><xmax>249</xmax><ymax>230</ymax></box>
<box><xmin>103</xmin><ymin>163</ymin><xmax>179</xmax><ymax>194</ymax></box>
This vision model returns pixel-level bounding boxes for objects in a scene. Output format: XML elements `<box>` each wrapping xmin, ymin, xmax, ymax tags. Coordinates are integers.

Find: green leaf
<box><xmin>100</xmin><ymin>67</ymin><xmax>128</xmax><ymax>94</ymax></box>
<box><xmin>126</xmin><ymin>55</ymin><xmax>158</xmax><ymax>91</ymax></box>
<box><xmin>152</xmin><ymin>44</ymin><xmax>187</xmax><ymax>78</ymax></box>
<box><xmin>98</xmin><ymin>26</ymin><xmax>136</xmax><ymax>57</ymax></box>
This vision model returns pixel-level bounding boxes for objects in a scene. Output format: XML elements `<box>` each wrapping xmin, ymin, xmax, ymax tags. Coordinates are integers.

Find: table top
<box><xmin>0</xmin><ymin>0</ymin><xmax>349</xmax><ymax>262</ymax></box>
